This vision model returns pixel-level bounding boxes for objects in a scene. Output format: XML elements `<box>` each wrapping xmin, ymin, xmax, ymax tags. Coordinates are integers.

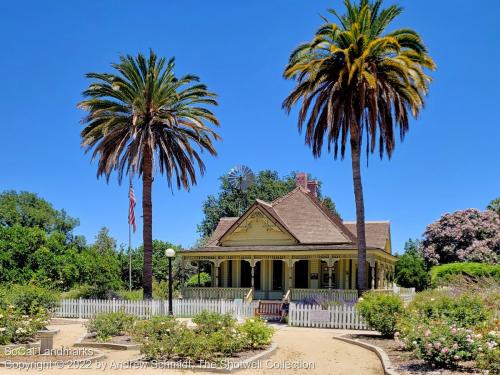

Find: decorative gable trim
<box><xmin>218</xmin><ymin>203</ymin><xmax>299</xmax><ymax>246</ymax></box>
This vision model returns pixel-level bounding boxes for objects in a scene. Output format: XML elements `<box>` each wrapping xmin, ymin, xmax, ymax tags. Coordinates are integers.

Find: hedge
<box><xmin>430</xmin><ymin>262</ymin><xmax>500</xmax><ymax>286</ymax></box>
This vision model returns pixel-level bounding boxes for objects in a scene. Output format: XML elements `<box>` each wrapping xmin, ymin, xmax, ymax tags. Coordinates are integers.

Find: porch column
<box><xmin>321</xmin><ymin>256</ymin><xmax>339</xmax><ymax>290</ymax></box>
<box><xmin>245</xmin><ymin>258</ymin><xmax>260</xmax><ymax>289</ymax></box>
<box><xmin>213</xmin><ymin>258</ymin><xmax>223</xmax><ymax>288</ymax></box>
<box><xmin>198</xmin><ymin>261</ymin><xmax>201</xmax><ymax>286</ymax></box>
<box><xmin>382</xmin><ymin>264</ymin><xmax>387</xmax><ymax>289</ymax></box>
<box><xmin>285</xmin><ymin>258</ymin><xmax>299</xmax><ymax>289</ymax></box>
<box><xmin>369</xmin><ymin>259</ymin><xmax>376</xmax><ymax>289</ymax></box>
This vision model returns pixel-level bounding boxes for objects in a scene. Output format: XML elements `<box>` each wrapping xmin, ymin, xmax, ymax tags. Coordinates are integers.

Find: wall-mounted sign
<box><xmin>310</xmin><ymin>310</ymin><xmax>330</xmax><ymax>323</ymax></box>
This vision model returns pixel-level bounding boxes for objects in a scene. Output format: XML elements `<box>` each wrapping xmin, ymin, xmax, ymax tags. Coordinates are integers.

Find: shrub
<box><xmin>239</xmin><ymin>317</ymin><xmax>274</xmax><ymax>348</ymax></box>
<box><xmin>476</xmin><ymin>328</ymin><xmax>500</xmax><ymax>374</ymax></box>
<box><xmin>406</xmin><ymin>290</ymin><xmax>490</xmax><ymax>328</ymax></box>
<box><xmin>192</xmin><ymin>310</ymin><xmax>236</xmax><ymax>334</ymax></box>
<box><xmin>395</xmin><ymin>240</ymin><xmax>430</xmax><ymax>291</ymax></box>
<box><xmin>357</xmin><ymin>292</ymin><xmax>403</xmax><ymax>337</ymax></box>
<box><xmin>431</xmin><ymin>262</ymin><xmax>500</xmax><ymax>287</ymax></box>
<box><xmin>298</xmin><ymin>294</ymin><xmax>350</xmax><ymax>307</ymax></box>
<box><xmin>186</xmin><ymin>272</ymin><xmax>211</xmax><ymax>287</ymax></box>
<box><xmin>86</xmin><ymin>311</ymin><xmax>135</xmax><ymax>342</ymax></box>
<box><xmin>0</xmin><ymin>305</ymin><xmax>49</xmax><ymax>345</ymax></box>
<box><xmin>61</xmin><ymin>284</ymin><xmax>121</xmax><ymax>300</ymax></box>
<box><xmin>411</xmin><ymin>321</ymin><xmax>480</xmax><ymax>368</ymax></box>
<box><xmin>130</xmin><ymin>313</ymin><xmax>274</xmax><ymax>362</ymax></box>
<box><xmin>210</xmin><ymin>329</ymin><xmax>247</xmax><ymax>355</ymax></box>
<box><xmin>421</xmin><ymin>209</ymin><xmax>499</xmax><ymax>266</ymax></box>
<box><xmin>0</xmin><ymin>285</ymin><xmax>59</xmax><ymax>314</ymax></box>
<box><xmin>115</xmin><ymin>289</ymin><xmax>143</xmax><ymax>300</ymax></box>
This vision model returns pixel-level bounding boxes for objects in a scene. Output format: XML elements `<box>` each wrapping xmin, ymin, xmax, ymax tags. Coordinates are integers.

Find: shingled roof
<box><xmin>201</xmin><ymin>186</ymin><xmax>391</xmax><ymax>251</ymax></box>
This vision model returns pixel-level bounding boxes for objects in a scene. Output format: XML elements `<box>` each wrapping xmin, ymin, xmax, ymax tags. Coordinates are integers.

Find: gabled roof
<box><xmin>270</xmin><ymin>187</ymin><xmax>355</xmax><ymax>244</ymax></box>
<box><xmin>343</xmin><ymin>221</ymin><xmax>391</xmax><ymax>250</ymax></box>
<box><xmin>205</xmin><ymin>187</ymin><xmax>367</xmax><ymax>248</ymax></box>
<box><xmin>217</xmin><ymin>200</ymin><xmax>299</xmax><ymax>245</ymax></box>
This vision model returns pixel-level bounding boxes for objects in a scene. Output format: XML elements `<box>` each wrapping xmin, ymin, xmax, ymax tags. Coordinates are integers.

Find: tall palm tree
<box><xmin>283</xmin><ymin>0</ymin><xmax>435</xmax><ymax>294</ymax></box>
<box><xmin>78</xmin><ymin>50</ymin><xmax>220</xmax><ymax>299</ymax></box>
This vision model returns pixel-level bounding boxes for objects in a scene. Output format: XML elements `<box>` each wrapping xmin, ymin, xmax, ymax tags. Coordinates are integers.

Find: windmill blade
<box><xmin>228</xmin><ymin>165</ymin><xmax>255</xmax><ymax>191</ymax></box>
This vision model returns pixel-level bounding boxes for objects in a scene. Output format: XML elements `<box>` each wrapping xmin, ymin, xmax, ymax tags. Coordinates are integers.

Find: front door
<box><xmin>294</xmin><ymin>260</ymin><xmax>308</xmax><ymax>288</ymax></box>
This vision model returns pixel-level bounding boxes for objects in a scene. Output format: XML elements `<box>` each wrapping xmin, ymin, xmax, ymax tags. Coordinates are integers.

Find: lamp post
<box><xmin>165</xmin><ymin>248</ymin><xmax>176</xmax><ymax>315</ymax></box>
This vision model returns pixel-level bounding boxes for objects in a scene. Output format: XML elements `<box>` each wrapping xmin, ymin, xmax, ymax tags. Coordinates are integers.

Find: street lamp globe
<box><xmin>165</xmin><ymin>248</ymin><xmax>175</xmax><ymax>258</ymax></box>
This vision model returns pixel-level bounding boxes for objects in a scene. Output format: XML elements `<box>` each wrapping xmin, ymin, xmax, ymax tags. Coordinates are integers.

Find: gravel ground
<box><xmin>1</xmin><ymin>323</ymin><xmax>384</xmax><ymax>375</ymax></box>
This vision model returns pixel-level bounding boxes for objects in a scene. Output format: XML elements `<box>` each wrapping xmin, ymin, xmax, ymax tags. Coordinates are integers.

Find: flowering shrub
<box><xmin>86</xmin><ymin>311</ymin><xmax>135</xmax><ymax>342</ymax></box>
<box><xmin>192</xmin><ymin>311</ymin><xmax>236</xmax><ymax>334</ymax></box>
<box><xmin>0</xmin><ymin>285</ymin><xmax>59</xmax><ymax>314</ymax></box>
<box><xmin>405</xmin><ymin>290</ymin><xmax>490</xmax><ymax>328</ymax></box>
<box><xmin>298</xmin><ymin>294</ymin><xmax>354</xmax><ymax>308</ymax></box>
<box><xmin>239</xmin><ymin>317</ymin><xmax>274</xmax><ymax>348</ymax></box>
<box><xmin>475</xmin><ymin>325</ymin><xmax>500</xmax><ymax>374</ymax></box>
<box><xmin>130</xmin><ymin>312</ymin><xmax>274</xmax><ymax>362</ymax></box>
<box><xmin>357</xmin><ymin>292</ymin><xmax>403</xmax><ymax>337</ymax></box>
<box><xmin>411</xmin><ymin>322</ymin><xmax>480</xmax><ymax>368</ymax></box>
<box><xmin>0</xmin><ymin>305</ymin><xmax>48</xmax><ymax>345</ymax></box>
<box><xmin>421</xmin><ymin>209</ymin><xmax>500</xmax><ymax>266</ymax></box>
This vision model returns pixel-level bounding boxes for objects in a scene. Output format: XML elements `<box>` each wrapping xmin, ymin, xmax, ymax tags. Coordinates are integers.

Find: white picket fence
<box><xmin>55</xmin><ymin>299</ymin><xmax>259</xmax><ymax>319</ymax></box>
<box><xmin>288</xmin><ymin>303</ymin><xmax>369</xmax><ymax>330</ymax></box>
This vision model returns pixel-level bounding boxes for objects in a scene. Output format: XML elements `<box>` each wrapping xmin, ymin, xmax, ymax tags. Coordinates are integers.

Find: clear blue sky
<box><xmin>1</xmin><ymin>1</ymin><xmax>499</xmax><ymax>254</ymax></box>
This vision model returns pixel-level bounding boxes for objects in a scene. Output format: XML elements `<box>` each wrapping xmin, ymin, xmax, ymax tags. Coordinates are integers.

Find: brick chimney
<box><xmin>307</xmin><ymin>180</ymin><xmax>319</xmax><ymax>197</ymax></box>
<box><xmin>295</xmin><ymin>172</ymin><xmax>319</xmax><ymax>197</ymax></box>
<box><xmin>295</xmin><ymin>172</ymin><xmax>308</xmax><ymax>190</ymax></box>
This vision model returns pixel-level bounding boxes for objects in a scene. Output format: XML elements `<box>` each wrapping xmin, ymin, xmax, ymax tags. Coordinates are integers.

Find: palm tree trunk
<box><xmin>142</xmin><ymin>146</ymin><xmax>153</xmax><ymax>299</ymax></box>
<box><xmin>350</xmin><ymin>138</ymin><xmax>368</xmax><ymax>296</ymax></box>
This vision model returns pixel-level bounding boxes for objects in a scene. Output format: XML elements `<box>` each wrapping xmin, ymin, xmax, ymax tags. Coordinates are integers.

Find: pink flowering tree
<box><xmin>421</xmin><ymin>209</ymin><xmax>500</xmax><ymax>266</ymax></box>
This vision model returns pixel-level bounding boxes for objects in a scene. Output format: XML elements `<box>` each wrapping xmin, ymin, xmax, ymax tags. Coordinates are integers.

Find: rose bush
<box><xmin>0</xmin><ymin>305</ymin><xmax>48</xmax><ymax>345</ymax></box>
<box><xmin>86</xmin><ymin>310</ymin><xmax>135</xmax><ymax>342</ymax></box>
<box><xmin>410</xmin><ymin>322</ymin><xmax>480</xmax><ymax>368</ymax></box>
<box><xmin>130</xmin><ymin>311</ymin><xmax>274</xmax><ymax>362</ymax></box>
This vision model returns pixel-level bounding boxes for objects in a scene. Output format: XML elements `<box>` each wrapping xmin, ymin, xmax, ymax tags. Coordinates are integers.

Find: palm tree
<box><xmin>78</xmin><ymin>50</ymin><xmax>220</xmax><ymax>299</ymax></box>
<box><xmin>283</xmin><ymin>0</ymin><xmax>435</xmax><ymax>294</ymax></box>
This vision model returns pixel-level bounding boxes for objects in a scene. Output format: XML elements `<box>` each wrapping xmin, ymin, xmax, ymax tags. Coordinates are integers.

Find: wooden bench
<box><xmin>254</xmin><ymin>301</ymin><xmax>283</xmax><ymax>321</ymax></box>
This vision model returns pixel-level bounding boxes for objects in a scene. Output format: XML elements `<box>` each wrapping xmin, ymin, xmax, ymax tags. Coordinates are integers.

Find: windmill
<box><xmin>228</xmin><ymin>165</ymin><xmax>255</xmax><ymax>215</ymax></box>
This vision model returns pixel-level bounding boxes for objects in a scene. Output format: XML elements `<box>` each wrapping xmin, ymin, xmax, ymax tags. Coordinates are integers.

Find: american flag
<box><xmin>128</xmin><ymin>182</ymin><xmax>137</xmax><ymax>233</ymax></box>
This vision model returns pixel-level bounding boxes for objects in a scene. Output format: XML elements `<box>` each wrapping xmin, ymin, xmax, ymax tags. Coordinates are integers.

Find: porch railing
<box><xmin>244</xmin><ymin>288</ymin><xmax>253</xmax><ymax>303</ymax></box>
<box><xmin>181</xmin><ymin>287</ymin><xmax>251</xmax><ymax>300</ymax></box>
<box><xmin>290</xmin><ymin>288</ymin><xmax>359</xmax><ymax>302</ymax></box>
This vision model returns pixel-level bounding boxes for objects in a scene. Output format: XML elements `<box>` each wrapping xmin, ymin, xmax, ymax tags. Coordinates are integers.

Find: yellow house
<box><xmin>181</xmin><ymin>173</ymin><xmax>396</xmax><ymax>301</ymax></box>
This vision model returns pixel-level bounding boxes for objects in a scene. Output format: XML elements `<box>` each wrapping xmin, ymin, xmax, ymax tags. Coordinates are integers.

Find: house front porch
<box><xmin>180</xmin><ymin>250</ymin><xmax>396</xmax><ymax>301</ymax></box>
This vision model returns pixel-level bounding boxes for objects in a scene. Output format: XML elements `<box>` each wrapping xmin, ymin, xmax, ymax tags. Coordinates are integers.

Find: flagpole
<box><xmin>128</xmin><ymin>178</ymin><xmax>132</xmax><ymax>292</ymax></box>
<box><xmin>128</xmin><ymin>217</ymin><xmax>132</xmax><ymax>292</ymax></box>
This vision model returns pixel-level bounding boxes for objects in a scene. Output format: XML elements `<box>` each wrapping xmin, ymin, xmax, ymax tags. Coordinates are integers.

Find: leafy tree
<box><xmin>282</xmin><ymin>0</ymin><xmax>435</xmax><ymax>293</ymax></box>
<box><xmin>422</xmin><ymin>209</ymin><xmax>500</xmax><ymax>266</ymax></box>
<box><xmin>395</xmin><ymin>239</ymin><xmax>429</xmax><ymax>291</ymax></box>
<box><xmin>119</xmin><ymin>240</ymin><xmax>196</xmax><ymax>290</ymax></box>
<box><xmin>198</xmin><ymin>170</ymin><xmax>340</xmax><ymax>238</ymax></box>
<box><xmin>0</xmin><ymin>191</ymin><xmax>79</xmax><ymax>239</ymax></box>
<box><xmin>79</xmin><ymin>50</ymin><xmax>220</xmax><ymax>299</ymax></box>
<box><xmin>93</xmin><ymin>227</ymin><xmax>117</xmax><ymax>254</ymax></box>
<box><xmin>488</xmin><ymin>198</ymin><xmax>500</xmax><ymax>216</ymax></box>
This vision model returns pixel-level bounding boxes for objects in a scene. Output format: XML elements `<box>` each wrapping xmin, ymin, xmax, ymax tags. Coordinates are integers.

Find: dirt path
<box><xmin>1</xmin><ymin>323</ymin><xmax>383</xmax><ymax>375</ymax></box>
